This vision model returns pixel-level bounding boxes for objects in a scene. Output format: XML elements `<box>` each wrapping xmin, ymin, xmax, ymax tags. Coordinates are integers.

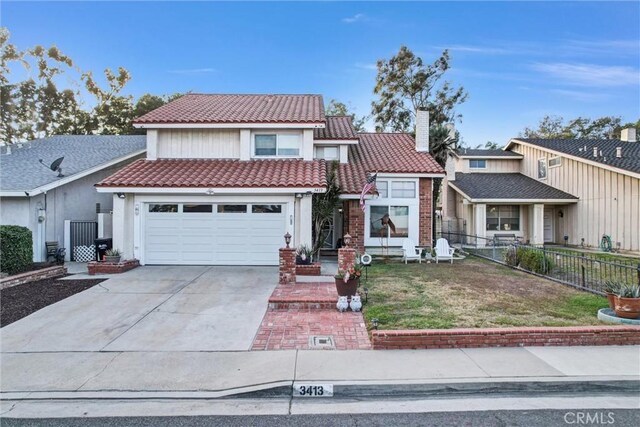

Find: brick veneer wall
<box><xmin>88</xmin><ymin>259</ymin><xmax>140</xmax><ymax>275</ymax></box>
<box><xmin>419</xmin><ymin>178</ymin><xmax>433</xmax><ymax>247</ymax></box>
<box><xmin>371</xmin><ymin>326</ymin><xmax>640</xmax><ymax>350</ymax></box>
<box><xmin>344</xmin><ymin>200</ymin><xmax>365</xmax><ymax>252</ymax></box>
<box><xmin>296</xmin><ymin>262</ymin><xmax>321</xmax><ymax>276</ymax></box>
<box><xmin>279</xmin><ymin>248</ymin><xmax>296</xmax><ymax>284</ymax></box>
<box><xmin>0</xmin><ymin>265</ymin><xmax>67</xmax><ymax>289</ymax></box>
<box><xmin>338</xmin><ymin>245</ymin><xmax>356</xmax><ymax>271</ymax></box>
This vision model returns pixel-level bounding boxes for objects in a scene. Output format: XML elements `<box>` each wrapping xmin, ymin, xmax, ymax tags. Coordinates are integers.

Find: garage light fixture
<box><xmin>116</xmin><ymin>193</ymin><xmax>126</xmax><ymax>199</ymax></box>
<box><xmin>284</xmin><ymin>232</ymin><xmax>292</xmax><ymax>248</ymax></box>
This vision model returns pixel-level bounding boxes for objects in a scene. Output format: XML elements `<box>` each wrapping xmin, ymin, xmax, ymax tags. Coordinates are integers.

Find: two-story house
<box><xmin>96</xmin><ymin>94</ymin><xmax>445</xmax><ymax>265</ymax></box>
<box><xmin>442</xmin><ymin>129</ymin><xmax>640</xmax><ymax>252</ymax></box>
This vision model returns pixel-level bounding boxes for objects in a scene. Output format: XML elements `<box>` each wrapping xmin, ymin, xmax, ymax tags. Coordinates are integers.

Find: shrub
<box><xmin>518</xmin><ymin>248</ymin><xmax>554</xmax><ymax>274</ymax></box>
<box><xmin>0</xmin><ymin>225</ymin><xmax>33</xmax><ymax>275</ymax></box>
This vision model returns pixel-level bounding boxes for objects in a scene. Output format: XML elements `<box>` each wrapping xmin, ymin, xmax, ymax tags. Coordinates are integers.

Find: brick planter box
<box><xmin>296</xmin><ymin>262</ymin><xmax>321</xmax><ymax>276</ymax></box>
<box><xmin>88</xmin><ymin>259</ymin><xmax>140</xmax><ymax>275</ymax></box>
<box><xmin>371</xmin><ymin>326</ymin><xmax>640</xmax><ymax>350</ymax></box>
<box><xmin>0</xmin><ymin>265</ymin><xmax>67</xmax><ymax>290</ymax></box>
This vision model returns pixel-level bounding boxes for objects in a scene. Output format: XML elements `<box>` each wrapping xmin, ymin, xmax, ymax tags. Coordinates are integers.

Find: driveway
<box><xmin>0</xmin><ymin>266</ymin><xmax>278</xmax><ymax>352</ymax></box>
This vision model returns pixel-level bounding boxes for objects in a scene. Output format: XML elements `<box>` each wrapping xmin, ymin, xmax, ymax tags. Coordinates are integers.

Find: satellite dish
<box><xmin>39</xmin><ymin>157</ymin><xmax>65</xmax><ymax>177</ymax></box>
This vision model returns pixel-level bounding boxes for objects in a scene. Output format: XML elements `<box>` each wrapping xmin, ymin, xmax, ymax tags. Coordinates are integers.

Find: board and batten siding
<box><xmin>157</xmin><ymin>129</ymin><xmax>240</xmax><ymax>159</ymax></box>
<box><xmin>512</xmin><ymin>142</ymin><xmax>640</xmax><ymax>252</ymax></box>
<box><xmin>456</xmin><ymin>158</ymin><xmax>521</xmax><ymax>173</ymax></box>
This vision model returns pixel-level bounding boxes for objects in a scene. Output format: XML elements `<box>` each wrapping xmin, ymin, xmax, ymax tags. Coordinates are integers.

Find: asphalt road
<box><xmin>3</xmin><ymin>410</ymin><xmax>640</xmax><ymax>427</ymax></box>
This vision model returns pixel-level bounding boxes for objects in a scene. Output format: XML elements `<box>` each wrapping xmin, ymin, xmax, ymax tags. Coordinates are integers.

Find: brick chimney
<box><xmin>620</xmin><ymin>128</ymin><xmax>637</xmax><ymax>142</ymax></box>
<box><xmin>415</xmin><ymin>109</ymin><xmax>429</xmax><ymax>152</ymax></box>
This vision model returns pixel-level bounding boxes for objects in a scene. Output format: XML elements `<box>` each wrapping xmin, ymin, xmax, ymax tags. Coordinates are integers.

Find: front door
<box><xmin>543</xmin><ymin>208</ymin><xmax>554</xmax><ymax>243</ymax></box>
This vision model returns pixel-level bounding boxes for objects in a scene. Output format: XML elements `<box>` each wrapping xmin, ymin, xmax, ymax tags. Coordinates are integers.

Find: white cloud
<box><xmin>549</xmin><ymin>89</ymin><xmax>610</xmax><ymax>102</ymax></box>
<box><xmin>438</xmin><ymin>45</ymin><xmax>513</xmax><ymax>55</ymax></box>
<box><xmin>167</xmin><ymin>68</ymin><xmax>217</xmax><ymax>75</ymax></box>
<box><xmin>531</xmin><ymin>62</ymin><xmax>639</xmax><ymax>87</ymax></box>
<box><xmin>354</xmin><ymin>62</ymin><xmax>377</xmax><ymax>71</ymax></box>
<box><xmin>562</xmin><ymin>39</ymin><xmax>640</xmax><ymax>56</ymax></box>
<box><xmin>342</xmin><ymin>13</ymin><xmax>366</xmax><ymax>24</ymax></box>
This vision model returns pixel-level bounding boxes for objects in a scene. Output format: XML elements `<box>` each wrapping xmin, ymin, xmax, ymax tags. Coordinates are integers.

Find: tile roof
<box><xmin>135</xmin><ymin>94</ymin><xmax>326</xmax><ymax>125</ymax></box>
<box><xmin>337</xmin><ymin>133</ymin><xmax>445</xmax><ymax>194</ymax></box>
<box><xmin>96</xmin><ymin>159</ymin><xmax>327</xmax><ymax>189</ymax></box>
<box><xmin>0</xmin><ymin>135</ymin><xmax>146</xmax><ymax>193</ymax></box>
<box><xmin>512</xmin><ymin>138</ymin><xmax>640</xmax><ymax>175</ymax></box>
<box><xmin>455</xmin><ymin>148</ymin><xmax>522</xmax><ymax>158</ymax></box>
<box><xmin>314</xmin><ymin>116</ymin><xmax>358</xmax><ymax>140</ymax></box>
<box><xmin>450</xmin><ymin>173</ymin><xmax>578</xmax><ymax>201</ymax></box>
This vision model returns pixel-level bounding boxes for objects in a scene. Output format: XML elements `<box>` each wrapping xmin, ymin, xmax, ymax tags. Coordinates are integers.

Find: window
<box><xmin>217</xmin><ymin>205</ymin><xmax>247</xmax><ymax>213</ymax></box>
<box><xmin>315</xmin><ymin>146</ymin><xmax>339</xmax><ymax>161</ymax></box>
<box><xmin>148</xmin><ymin>204</ymin><xmax>178</xmax><ymax>213</ymax></box>
<box><xmin>486</xmin><ymin>205</ymin><xmax>520</xmax><ymax>231</ymax></box>
<box><xmin>549</xmin><ymin>156</ymin><xmax>562</xmax><ymax>167</ymax></box>
<box><xmin>538</xmin><ymin>158</ymin><xmax>547</xmax><ymax>179</ymax></box>
<box><xmin>391</xmin><ymin>181</ymin><xmax>416</xmax><ymax>198</ymax></box>
<box><xmin>254</xmin><ymin>133</ymin><xmax>300</xmax><ymax>157</ymax></box>
<box><xmin>183</xmin><ymin>204</ymin><xmax>213</xmax><ymax>213</ymax></box>
<box><xmin>376</xmin><ymin>181</ymin><xmax>388</xmax><ymax>198</ymax></box>
<box><xmin>469</xmin><ymin>159</ymin><xmax>486</xmax><ymax>169</ymax></box>
<box><xmin>370</xmin><ymin>205</ymin><xmax>409</xmax><ymax>238</ymax></box>
<box><xmin>252</xmin><ymin>204</ymin><xmax>282</xmax><ymax>214</ymax></box>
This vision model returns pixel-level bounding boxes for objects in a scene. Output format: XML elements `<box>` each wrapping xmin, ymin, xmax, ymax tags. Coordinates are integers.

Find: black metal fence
<box><xmin>438</xmin><ymin>232</ymin><xmax>640</xmax><ymax>296</ymax></box>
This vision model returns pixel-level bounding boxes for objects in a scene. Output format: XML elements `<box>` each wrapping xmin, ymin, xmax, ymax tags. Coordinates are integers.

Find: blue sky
<box><xmin>3</xmin><ymin>1</ymin><xmax>639</xmax><ymax>145</ymax></box>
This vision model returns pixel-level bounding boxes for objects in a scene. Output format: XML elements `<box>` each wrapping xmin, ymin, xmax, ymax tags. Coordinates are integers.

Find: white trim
<box><xmin>506</xmin><ymin>139</ymin><xmax>640</xmax><ymax>179</ymax></box>
<box><xmin>468</xmin><ymin>159</ymin><xmax>487</xmax><ymax>169</ymax></box>
<box><xmin>1</xmin><ymin>149</ymin><xmax>146</xmax><ymax>197</ymax></box>
<box><xmin>447</xmin><ymin>182</ymin><xmax>578</xmax><ymax>204</ymax></box>
<box><xmin>376</xmin><ymin>173</ymin><xmax>445</xmax><ymax>178</ymax></box>
<box><xmin>135</xmin><ymin>123</ymin><xmax>325</xmax><ymax>130</ymax></box>
<box><xmin>537</xmin><ymin>157</ymin><xmax>548</xmax><ymax>180</ymax></box>
<box><xmin>457</xmin><ymin>155</ymin><xmax>523</xmax><ymax>159</ymax></box>
<box><xmin>548</xmin><ymin>156</ymin><xmax>562</xmax><ymax>168</ymax></box>
<box><xmin>251</xmin><ymin>130</ymin><xmax>303</xmax><ymax>159</ymax></box>
<box><xmin>97</xmin><ymin>186</ymin><xmax>326</xmax><ymax>194</ymax></box>
<box><xmin>313</xmin><ymin>139</ymin><xmax>359</xmax><ymax>145</ymax></box>
<box><xmin>340</xmin><ymin>194</ymin><xmax>373</xmax><ymax>200</ymax></box>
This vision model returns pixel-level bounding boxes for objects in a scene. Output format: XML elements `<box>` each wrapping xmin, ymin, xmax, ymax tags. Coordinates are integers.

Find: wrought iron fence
<box><xmin>439</xmin><ymin>232</ymin><xmax>640</xmax><ymax>296</ymax></box>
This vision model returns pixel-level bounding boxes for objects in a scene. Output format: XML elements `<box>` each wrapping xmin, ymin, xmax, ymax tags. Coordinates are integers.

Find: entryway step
<box><xmin>268</xmin><ymin>281</ymin><xmax>338</xmax><ymax>310</ymax></box>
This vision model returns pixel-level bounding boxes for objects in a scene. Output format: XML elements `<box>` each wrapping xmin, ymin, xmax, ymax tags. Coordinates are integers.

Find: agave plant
<box><xmin>603</xmin><ymin>280</ymin><xmax>622</xmax><ymax>295</ymax></box>
<box><xmin>616</xmin><ymin>283</ymin><xmax>640</xmax><ymax>299</ymax></box>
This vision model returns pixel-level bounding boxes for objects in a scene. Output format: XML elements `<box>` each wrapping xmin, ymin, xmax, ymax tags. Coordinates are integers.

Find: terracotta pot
<box><xmin>613</xmin><ymin>296</ymin><xmax>640</xmax><ymax>319</ymax></box>
<box><xmin>606</xmin><ymin>293</ymin><xmax>616</xmax><ymax>310</ymax></box>
<box><xmin>105</xmin><ymin>256</ymin><xmax>121</xmax><ymax>264</ymax></box>
<box><xmin>335</xmin><ymin>277</ymin><xmax>359</xmax><ymax>297</ymax></box>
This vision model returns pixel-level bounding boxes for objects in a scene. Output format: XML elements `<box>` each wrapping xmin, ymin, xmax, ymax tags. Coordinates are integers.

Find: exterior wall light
<box><xmin>372</xmin><ymin>318</ymin><xmax>379</xmax><ymax>330</ymax></box>
<box><xmin>284</xmin><ymin>232</ymin><xmax>292</xmax><ymax>248</ymax></box>
<box><xmin>116</xmin><ymin>192</ymin><xmax>126</xmax><ymax>199</ymax></box>
<box><xmin>343</xmin><ymin>233</ymin><xmax>352</xmax><ymax>247</ymax></box>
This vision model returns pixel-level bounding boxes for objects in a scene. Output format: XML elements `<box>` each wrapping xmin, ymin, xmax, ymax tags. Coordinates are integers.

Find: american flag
<box><xmin>359</xmin><ymin>173</ymin><xmax>378</xmax><ymax>212</ymax></box>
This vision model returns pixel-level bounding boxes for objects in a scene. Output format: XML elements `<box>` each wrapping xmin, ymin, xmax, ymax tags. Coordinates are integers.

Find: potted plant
<box><xmin>104</xmin><ymin>248</ymin><xmax>121</xmax><ymax>264</ymax></box>
<box><xmin>613</xmin><ymin>283</ymin><xmax>640</xmax><ymax>319</ymax></box>
<box><xmin>296</xmin><ymin>245</ymin><xmax>312</xmax><ymax>265</ymax></box>
<box><xmin>334</xmin><ymin>263</ymin><xmax>363</xmax><ymax>296</ymax></box>
<box><xmin>603</xmin><ymin>281</ymin><xmax>622</xmax><ymax>310</ymax></box>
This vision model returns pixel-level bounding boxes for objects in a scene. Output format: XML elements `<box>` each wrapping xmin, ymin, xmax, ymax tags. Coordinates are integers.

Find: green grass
<box><xmin>362</xmin><ymin>257</ymin><xmax>609</xmax><ymax>330</ymax></box>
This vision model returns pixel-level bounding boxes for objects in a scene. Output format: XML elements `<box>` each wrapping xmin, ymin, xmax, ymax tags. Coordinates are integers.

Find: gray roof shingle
<box><xmin>455</xmin><ymin>148</ymin><xmax>522</xmax><ymax>158</ymax></box>
<box><xmin>513</xmin><ymin>138</ymin><xmax>640</xmax><ymax>174</ymax></box>
<box><xmin>0</xmin><ymin>135</ymin><xmax>146</xmax><ymax>193</ymax></box>
<box><xmin>450</xmin><ymin>173</ymin><xmax>578</xmax><ymax>201</ymax></box>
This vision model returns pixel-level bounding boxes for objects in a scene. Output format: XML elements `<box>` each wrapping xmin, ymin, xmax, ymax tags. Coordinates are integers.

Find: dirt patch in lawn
<box><xmin>363</xmin><ymin>256</ymin><xmax>608</xmax><ymax>330</ymax></box>
<box><xmin>1</xmin><ymin>276</ymin><xmax>106</xmax><ymax>327</ymax></box>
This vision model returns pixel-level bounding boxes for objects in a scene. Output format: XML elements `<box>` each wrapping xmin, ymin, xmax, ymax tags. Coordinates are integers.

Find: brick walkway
<box><xmin>251</xmin><ymin>281</ymin><xmax>372</xmax><ymax>350</ymax></box>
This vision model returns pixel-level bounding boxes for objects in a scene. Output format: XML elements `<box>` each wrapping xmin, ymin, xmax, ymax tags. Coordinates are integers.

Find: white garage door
<box><xmin>144</xmin><ymin>203</ymin><xmax>286</xmax><ymax>265</ymax></box>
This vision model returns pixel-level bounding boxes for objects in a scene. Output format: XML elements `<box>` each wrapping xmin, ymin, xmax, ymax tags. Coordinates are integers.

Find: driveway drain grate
<box><xmin>308</xmin><ymin>335</ymin><xmax>335</xmax><ymax>349</ymax></box>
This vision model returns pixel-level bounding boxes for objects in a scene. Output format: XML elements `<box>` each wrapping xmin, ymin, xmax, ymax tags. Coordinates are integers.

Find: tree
<box><xmin>311</xmin><ymin>162</ymin><xmax>341</xmax><ymax>259</ymax></box>
<box><xmin>371</xmin><ymin>46</ymin><xmax>468</xmax><ymax>133</ymax></box>
<box><xmin>130</xmin><ymin>92</ymin><xmax>186</xmax><ymax>134</ymax></box>
<box><xmin>429</xmin><ymin>125</ymin><xmax>459</xmax><ymax>238</ymax></box>
<box><xmin>325</xmin><ymin>99</ymin><xmax>367</xmax><ymax>132</ymax></box>
<box><xmin>520</xmin><ymin>115</ymin><xmax>627</xmax><ymax>139</ymax></box>
<box><xmin>475</xmin><ymin>141</ymin><xmax>499</xmax><ymax>149</ymax></box>
<box><xmin>83</xmin><ymin>67</ymin><xmax>134</xmax><ymax>135</ymax></box>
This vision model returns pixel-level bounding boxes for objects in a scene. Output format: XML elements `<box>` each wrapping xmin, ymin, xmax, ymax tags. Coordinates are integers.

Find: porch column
<box><xmin>531</xmin><ymin>203</ymin><xmax>545</xmax><ymax>245</ymax></box>
<box><xmin>111</xmin><ymin>194</ymin><xmax>126</xmax><ymax>258</ymax></box>
<box><xmin>299</xmin><ymin>194</ymin><xmax>313</xmax><ymax>248</ymax></box>
<box><xmin>473</xmin><ymin>203</ymin><xmax>486</xmax><ymax>247</ymax></box>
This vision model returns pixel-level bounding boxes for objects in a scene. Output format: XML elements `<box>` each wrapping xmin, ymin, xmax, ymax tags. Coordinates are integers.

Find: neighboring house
<box><xmin>96</xmin><ymin>94</ymin><xmax>444</xmax><ymax>265</ymax></box>
<box><xmin>0</xmin><ymin>135</ymin><xmax>146</xmax><ymax>262</ymax></box>
<box><xmin>442</xmin><ymin>128</ymin><xmax>640</xmax><ymax>252</ymax></box>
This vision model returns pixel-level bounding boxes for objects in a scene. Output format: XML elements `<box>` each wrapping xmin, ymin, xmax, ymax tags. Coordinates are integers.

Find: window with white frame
<box><xmin>254</xmin><ymin>133</ymin><xmax>300</xmax><ymax>157</ymax></box>
<box><xmin>370</xmin><ymin>205</ymin><xmax>409</xmax><ymax>238</ymax></box>
<box><xmin>537</xmin><ymin>158</ymin><xmax>547</xmax><ymax>179</ymax></box>
<box><xmin>549</xmin><ymin>156</ymin><xmax>561</xmax><ymax>167</ymax></box>
<box><xmin>486</xmin><ymin>205</ymin><xmax>520</xmax><ymax>231</ymax></box>
<box><xmin>391</xmin><ymin>181</ymin><xmax>416</xmax><ymax>198</ymax></box>
<box><xmin>469</xmin><ymin>159</ymin><xmax>487</xmax><ymax>169</ymax></box>
<box><xmin>314</xmin><ymin>146</ymin><xmax>339</xmax><ymax>161</ymax></box>
<box><xmin>376</xmin><ymin>181</ymin><xmax>388</xmax><ymax>198</ymax></box>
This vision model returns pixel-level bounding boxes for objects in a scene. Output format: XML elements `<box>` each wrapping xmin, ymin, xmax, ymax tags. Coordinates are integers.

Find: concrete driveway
<box><xmin>0</xmin><ymin>266</ymin><xmax>278</xmax><ymax>352</ymax></box>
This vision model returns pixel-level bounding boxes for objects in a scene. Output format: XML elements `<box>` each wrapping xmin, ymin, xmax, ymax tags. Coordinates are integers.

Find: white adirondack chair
<box><xmin>402</xmin><ymin>239</ymin><xmax>422</xmax><ymax>264</ymax></box>
<box><xmin>435</xmin><ymin>238</ymin><xmax>455</xmax><ymax>264</ymax></box>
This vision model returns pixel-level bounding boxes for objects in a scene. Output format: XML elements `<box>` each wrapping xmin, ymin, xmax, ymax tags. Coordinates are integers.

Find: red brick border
<box><xmin>88</xmin><ymin>259</ymin><xmax>140</xmax><ymax>275</ymax></box>
<box><xmin>296</xmin><ymin>263</ymin><xmax>321</xmax><ymax>276</ymax></box>
<box><xmin>279</xmin><ymin>248</ymin><xmax>296</xmax><ymax>284</ymax></box>
<box><xmin>0</xmin><ymin>265</ymin><xmax>67</xmax><ymax>289</ymax></box>
<box><xmin>371</xmin><ymin>326</ymin><xmax>640</xmax><ymax>349</ymax></box>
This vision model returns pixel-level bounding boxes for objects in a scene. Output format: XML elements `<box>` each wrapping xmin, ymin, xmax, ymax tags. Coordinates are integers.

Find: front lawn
<box><xmin>362</xmin><ymin>257</ymin><xmax>607</xmax><ymax>330</ymax></box>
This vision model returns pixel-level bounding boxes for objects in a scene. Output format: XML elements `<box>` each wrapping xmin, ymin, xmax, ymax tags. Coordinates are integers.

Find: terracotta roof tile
<box><xmin>135</xmin><ymin>94</ymin><xmax>325</xmax><ymax>124</ymax></box>
<box><xmin>314</xmin><ymin>116</ymin><xmax>358</xmax><ymax>140</ymax></box>
<box><xmin>96</xmin><ymin>159</ymin><xmax>327</xmax><ymax>189</ymax></box>
<box><xmin>337</xmin><ymin>133</ymin><xmax>445</xmax><ymax>194</ymax></box>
